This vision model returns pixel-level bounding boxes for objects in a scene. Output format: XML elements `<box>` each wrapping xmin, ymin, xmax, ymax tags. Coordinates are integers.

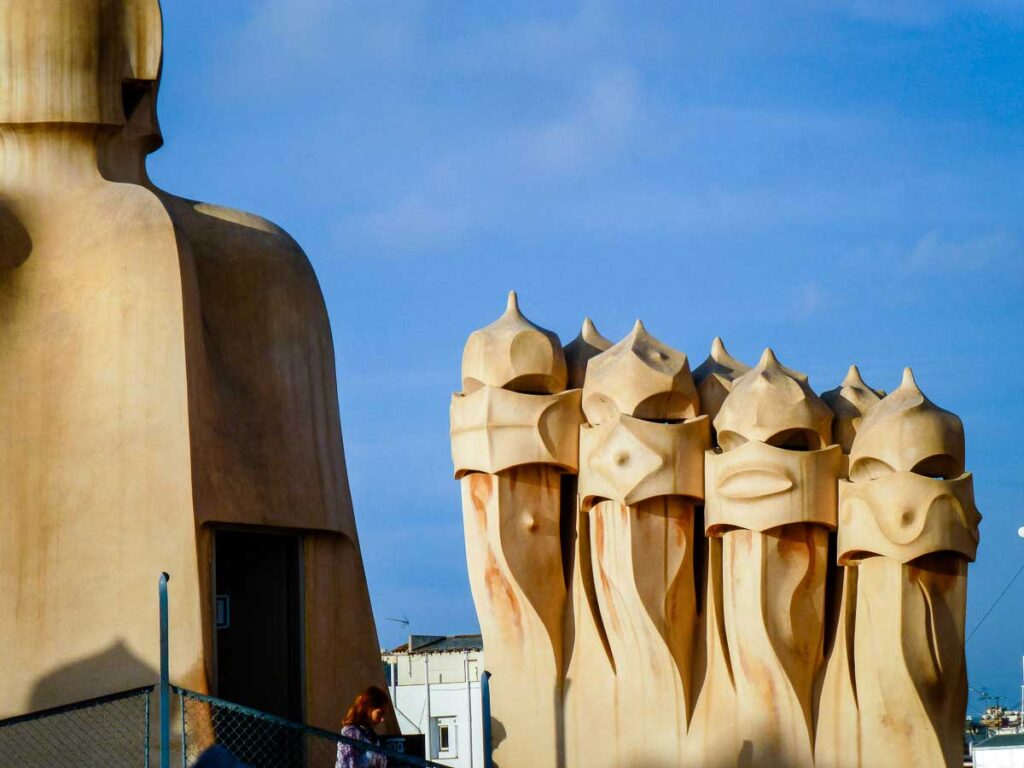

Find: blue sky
<box><xmin>150</xmin><ymin>1</ymin><xmax>1023</xmax><ymax>714</ymax></box>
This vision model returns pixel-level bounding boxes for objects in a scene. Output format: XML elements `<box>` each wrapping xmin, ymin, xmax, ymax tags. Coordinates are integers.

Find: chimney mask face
<box><xmin>579</xmin><ymin>413</ymin><xmax>709</xmax><ymax>510</ymax></box>
<box><xmin>838</xmin><ymin>472</ymin><xmax>980</xmax><ymax>565</ymax></box>
<box><xmin>705</xmin><ymin>439</ymin><xmax>842</xmax><ymax>535</ymax></box>
<box><xmin>848</xmin><ymin>368</ymin><xmax>966</xmax><ymax>479</ymax></box>
<box><xmin>450</xmin><ymin>387</ymin><xmax>583</xmax><ymax>478</ymax></box>
<box><xmin>841</xmin><ymin>369</ymin><xmax>979</xmax><ymax>565</ymax></box>
<box><xmin>0</xmin><ymin>0</ymin><xmax>162</xmax><ymax>126</ymax></box>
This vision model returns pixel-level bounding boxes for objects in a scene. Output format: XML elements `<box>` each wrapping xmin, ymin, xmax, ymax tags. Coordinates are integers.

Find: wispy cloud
<box><xmin>797</xmin><ymin>280</ymin><xmax>829</xmax><ymax>317</ymax></box>
<box><xmin>445</xmin><ymin>0</ymin><xmax>616</xmax><ymax>76</ymax></box>
<box><xmin>339</xmin><ymin>67</ymin><xmax>642</xmax><ymax>252</ymax></box>
<box><xmin>216</xmin><ymin>0</ymin><xmax>420</xmax><ymax>93</ymax></box>
<box><xmin>823</xmin><ymin>0</ymin><xmax>956</xmax><ymax>27</ymax></box>
<box><xmin>508</xmin><ymin>69</ymin><xmax>640</xmax><ymax>179</ymax></box>
<box><xmin>804</xmin><ymin>0</ymin><xmax>1023</xmax><ymax>28</ymax></box>
<box><xmin>906</xmin><ymin>231</ymin><xmax>1020</xmax><ymax>271</ymax></box>
<box><xmin>204</xmin><ymin>0</ymin><xmax>1012</xmax><ymax>259</ymax></box>
<box><xmin>351</xmin><ymin>196</ymin><xmax>474</xmax><ymax>251</ymax></box>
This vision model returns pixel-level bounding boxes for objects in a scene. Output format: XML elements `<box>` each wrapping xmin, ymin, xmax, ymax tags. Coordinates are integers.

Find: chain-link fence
<box><xmin>0</xmin><ymin>686</ymin><xmax>154</xmax><ymax>768</ymax></box>
<box><xmin>0</xmin><ymin>686</ymin><xmax>442</xmax><ymax>768</ymax></box>
<box><xmin>175</xmin><ymin>687</ymin><xmax>437</xmax><ymax>768</ymax></box>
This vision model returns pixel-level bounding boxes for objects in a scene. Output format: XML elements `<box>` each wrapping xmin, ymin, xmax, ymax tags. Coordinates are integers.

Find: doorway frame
<box><xmin>210</xmin><ymin>524</ymin><xmax>307</xmax><ymax>722</ymax></box>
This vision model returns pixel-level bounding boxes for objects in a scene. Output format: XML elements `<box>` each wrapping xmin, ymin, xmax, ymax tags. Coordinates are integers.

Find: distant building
<box><xmin>973</xmin><ymin>732</ymin><xmax>1024</xmax><ymax>767</ymax></box>
<box><xmin>382</xmin><ymin>635</ymin><xmax>484</xmax><ymax>768</ymax></box>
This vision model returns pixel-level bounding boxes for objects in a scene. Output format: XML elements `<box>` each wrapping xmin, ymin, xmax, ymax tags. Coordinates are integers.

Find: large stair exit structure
<box><xmin>0</xmin><ymin>0</ymin><xmax>384</xmax><ymax>730</ymax></box>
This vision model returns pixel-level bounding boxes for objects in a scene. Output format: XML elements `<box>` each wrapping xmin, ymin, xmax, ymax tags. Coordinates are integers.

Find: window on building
<box><xmin>431</xmin><ymin>716</ymin><xmax>458</xmax><ymax>759</ymax></box>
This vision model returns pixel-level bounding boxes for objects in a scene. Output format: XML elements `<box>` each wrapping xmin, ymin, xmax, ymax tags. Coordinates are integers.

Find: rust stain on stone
<box><xmin>469</xmin><ymin>473</ymin><xmax>493</xmax><ymax>526</ymax></box>
<box><xmin>484</xmin><ymin>548</ymin><xmax>522</xmax><ymax>635</ymax></box>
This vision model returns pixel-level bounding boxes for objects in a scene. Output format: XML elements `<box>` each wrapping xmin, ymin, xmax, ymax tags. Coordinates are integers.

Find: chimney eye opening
<box><xmin>765</xmin><ymin>428</ymin><xmax>821</xmax><ymax>452</ymax></box>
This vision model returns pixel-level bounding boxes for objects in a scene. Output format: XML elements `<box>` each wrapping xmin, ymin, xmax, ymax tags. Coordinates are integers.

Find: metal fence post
<box><xmin>481</xmin><ymin>671</ymin><xmax>493</xmax><ymax>768</ymax></box>
<box><xmin>180</xmin><ymin>689</ymin><xmax>187</xmax><ymax>768</ymax></box>
<box><xmin>159</xmin><ymin>572</ymin><xmax>171</xmax><ymax>768</ymax></box>
<box><xmin>145</xmin><ymin>691</ymin><xmax>152</xmax><ymax>768</ymax></box>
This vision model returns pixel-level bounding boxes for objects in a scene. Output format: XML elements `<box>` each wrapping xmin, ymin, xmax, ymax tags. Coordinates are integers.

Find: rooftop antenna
<box><xmin>385</xmin><ymin>615</ymin><xmax>411</xmax><ymax>650</ymax></box>
<box><xmin>382</xmin><ymin>618</ymin><xmax>413</xmax><ymax>655</ymax></box>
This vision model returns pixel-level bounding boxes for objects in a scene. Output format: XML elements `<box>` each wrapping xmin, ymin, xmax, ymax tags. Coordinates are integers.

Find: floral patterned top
<box><xmin>335</xmin><ymin>724</ymin><xmax>388</xmax><ymax>768</ymax></box>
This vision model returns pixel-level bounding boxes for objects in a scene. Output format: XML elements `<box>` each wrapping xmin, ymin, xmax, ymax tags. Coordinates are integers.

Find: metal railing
<box><xmin>0</xmin><ymin>574</ymin><xmax>456</xmax><ymax>768</ymax></box>
<box><xmin>176</xmin><ymin>687</ymin><xmax>442</xmax><ymax>768</ymax></box>
<box><xmin>1</xmin><ymin>686</ymin><xmax>445</xmax><ymax>768</ymax></box>
<box><xmin>0</xmin><ymin>686</ymin><xmax>154</xmax><ymax>768</ymax></box>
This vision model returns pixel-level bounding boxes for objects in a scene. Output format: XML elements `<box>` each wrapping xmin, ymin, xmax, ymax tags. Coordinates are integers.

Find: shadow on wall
<box><xmin>492</xmin><ymin>716</ymin><xmax>507</xmax><ymax>753</ymax></box>
<box><xmin>739</xmin><ymin>740</ymin><xmax>753</xmax><ymax>767</ymax></box>
<box><xmin>17</xmin><ymin>641</ymin><xmax>161</xmax><ymax>766</ymax></box>
<box><xmin>0</xmin><ymin>201</ymin><xmax>32</xmax><ymax>269</ymax></box>
<box><xmin>29</xmin><ymin>639</ymin><xmax>157</xmax><ymax>712</ymax></box>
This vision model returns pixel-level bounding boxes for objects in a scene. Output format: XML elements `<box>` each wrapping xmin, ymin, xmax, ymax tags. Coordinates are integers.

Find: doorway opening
<box><xmin>214</xmin><ymin>528</ymin><xmax>304</xmax><ymax>722</ymax></box>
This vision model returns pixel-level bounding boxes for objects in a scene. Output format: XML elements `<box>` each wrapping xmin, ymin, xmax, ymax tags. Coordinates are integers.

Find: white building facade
<box><xmin>382</xmin><ymin>635</ymin><xmax>485</xmax><ymax>768</ymax></box>
<box><xmin>973</xmin><ymin>733</ymin><xmax>1024</xmax><ymax>767</ymax></box>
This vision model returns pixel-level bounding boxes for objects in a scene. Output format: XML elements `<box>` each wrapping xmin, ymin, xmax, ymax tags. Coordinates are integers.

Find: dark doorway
<box><xmin>214</xmin><ymin>529</ymin><xmax>303</xmax><ymax>721</ymax></box>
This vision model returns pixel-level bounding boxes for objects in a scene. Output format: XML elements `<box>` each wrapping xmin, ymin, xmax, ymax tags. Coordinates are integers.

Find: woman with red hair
<box><xmin>335</xmin><ymin>686</ymin><xmax>393</xmax><ymax>768</ymax></box>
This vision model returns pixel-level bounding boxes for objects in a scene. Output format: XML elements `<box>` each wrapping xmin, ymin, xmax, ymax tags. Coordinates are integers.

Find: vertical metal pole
<box><xmin>424</xmin><ymin>655</ymin><xmax>432</xmax><ymax>759</ymax></box>
<box><xmin>464</xmin><ymin>653</ymin><xmax>474</xmax><ymax>768</ymax></box>
<box><xmin>180</xmin><ymin>693</ymin><xmax>187</xmax><ymax>768</ymax></box>
<box><xmin>481</xmin><ymin>671</ymin><xmax>493</xmax><ymax>768</ymax></box>
<box><xmin>391</xmin><ymin>659</ymin><xmax>399</xmax><ymax>730</ymax></box>
<box><xmin>159</xmin><ymin>572</ymin><xmax>171</xmax><ymax>768</ymax></box>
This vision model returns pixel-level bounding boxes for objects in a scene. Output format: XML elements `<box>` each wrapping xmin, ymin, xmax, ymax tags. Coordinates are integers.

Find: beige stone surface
<box><xmin>564</xmin><ymin>317</ymin><xmax>612</xmax><ymax>390</ymax></box>
<box><xmin>0</xmin><ymin>0</ymin><xmax>384</xmax><ymax>728</ymax></box>
<box><xmin>453</xmin><ymin>302</ymin><xmax>981</xmax><ymax>768</ymax></box>
<box><xmin>702</xmin><ymin>348</ymin><xmax>836</xmax><ymax>767</ymax></box>
<box><xmin>692</xmin><ymin>336</ymin><xmax>750</xmax><ymax>422</ymax></box>
<box><xmin>462</xmin><ymin>291</ymin><xmax>567</xmax><ymax>395</ymax></box>
<box><xmin>849</xmin><ymin>367</ymin><xmax>965</xmax><ymax>481</ymax></box>
<box><xmin>582</xmin><ymin>320</ymin><xmax>699</xmax><ymax>425</ymax></box>
<box><xmin>588</xmin><ymin>496</ymin><xmax>694</xmax><ymax>766</ymax></box>
<box><xmin>850</xmin><ymin>556</ymin><xmax>969</xmax><ymax>768</ymax></box>
<box><xmin>820</xmin><ymin>366</ymin><xmax>979</xmax><ymax>768</ymax></box>
<box><xmin>461</xmin><ymin>468</ymin><xmax>566</xmax><ymax>767</ymax></box>
<box><xmin>715</xmin><ymin>348</ymin><xmax>833</xmax><ymax>451</ymax></box>
<box><xmin>561</xmin><ymin>319</ymin><xmax>617</xmax><ymax>768</ymax></box>
<box><xmin>579</xmin><ymin>323</ymin><xmax>707</xmax><ymax>767</ymax></box>
<box><xmin>683</xmin><ymin>536</ymin><xmax>742</xmax><ymax>768</ymax></box>
<box><xmin>561</xmin><ymin>505</ymin><xmax>618</xmax><ymax>768</ymax></box>
<box><xmin>578</xmin><ymin>413</ymin><xmax>708</xmax><ymax>509</ymax></box>
<box><xmin>838</xmin><ymin>471</ymin><xmax>979</xmax><ymax>564</ymax></box>
<box><xmin>451</xmin><ymin>387</ymin><xmax>583</xmax><ymax>477</ymax></box>
<box><xmin>821</xmin><ymin>365</ymin><xmax>883</xmax><ymax>454</ymax></box>
<box><xmin>455</xmin><ymin>297</ymin><xmax>579</xmax><ymax>768</ymax></box>
<box><xmin>705</xmin><ymin>439</ymin><xmax>842</xmax><ymax>534</ymax></box>
<box><xmin>813</xmin><ymin>566</ymin><xmax>861</xmax><ymax>768</ymax></box>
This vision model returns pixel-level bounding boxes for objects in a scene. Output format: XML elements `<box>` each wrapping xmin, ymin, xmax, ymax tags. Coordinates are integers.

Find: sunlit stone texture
<box><xmin>578</xmin><ymin>321</ymin><xmax>709</xmax><ymax>768</ymax></box>
<box><xmin>829</xmin><ymin>368</ymin><xmax>980</xmax><ymax>768</ymax></box>
<box><xmin>701</xmin><ymin>349</ymin><xmax>840</xmax><ymax>767</ymax></box>
<box><xmin>0</xmin><ymin>0</ymin><xmax>384</xmax><ymax>729</ymax></box>
<box><xmin>560</xmin><ymin>317</ymin><xmax>616</xmax><ymax>768</ymax></box>
<box><xmin>452</xmin><ymin>292</ymin><xmax>582</xmax><ymax>768</ymax></box>
<box><xmin>452</xmin><ymin>299</ymin><xmax>979</xmax><ymax>768</ymax></box>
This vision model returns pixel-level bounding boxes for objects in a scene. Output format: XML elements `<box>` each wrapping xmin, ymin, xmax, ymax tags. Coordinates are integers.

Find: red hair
<box><xmin>343</xmin><ymin>686</ymin><xmax>390</xmax><ymax>729</ymax></box>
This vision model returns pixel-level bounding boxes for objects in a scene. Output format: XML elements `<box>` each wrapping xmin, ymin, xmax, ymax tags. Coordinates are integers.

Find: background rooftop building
<box><xmin>972</xmin><ymin>733</ymin><xmax>1024</xmax><ymax>768</ymax></box>
<box><xmin>382</xmin><ymin>635</ymin><xmax>484</xmax><ymax>768</ymax></box>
